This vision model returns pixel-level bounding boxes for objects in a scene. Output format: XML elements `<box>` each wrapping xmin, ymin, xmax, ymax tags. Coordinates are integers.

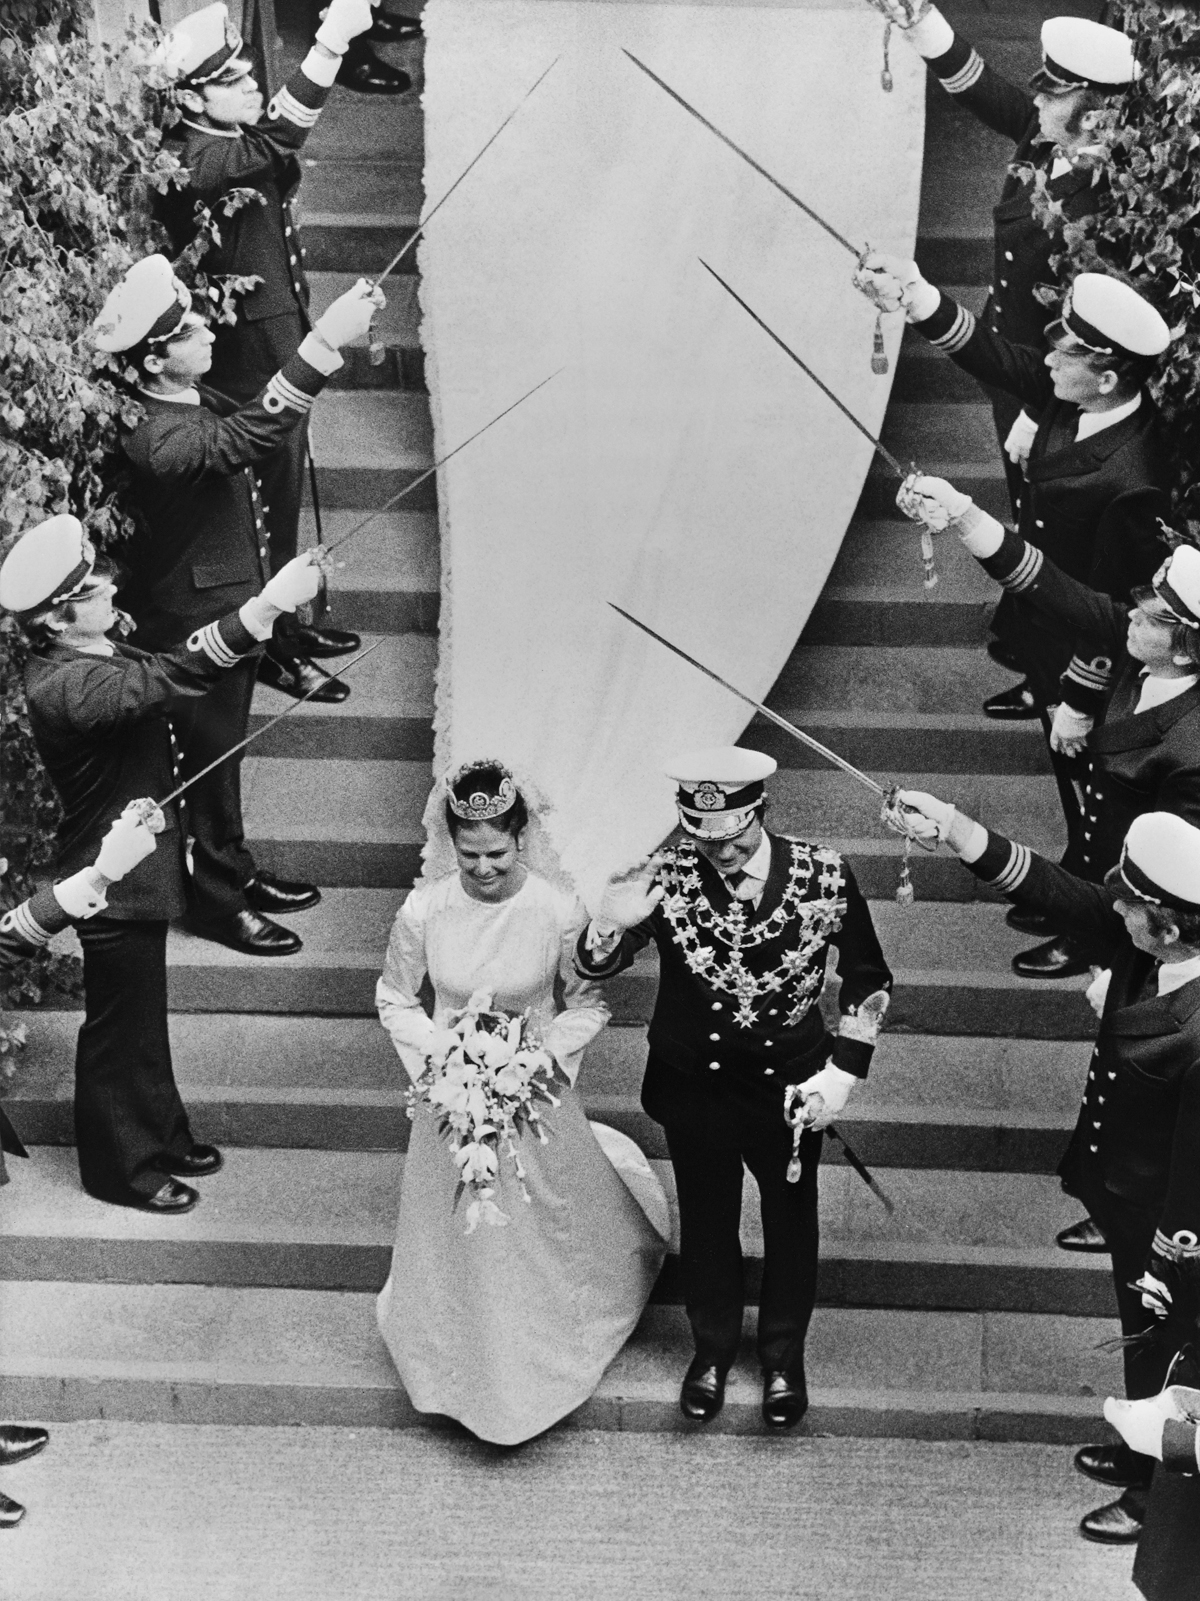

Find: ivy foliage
<box><xmin>1032</xmin><ymin>2</ymin><xmax>1200</xmax><ymax>523</ymax></box>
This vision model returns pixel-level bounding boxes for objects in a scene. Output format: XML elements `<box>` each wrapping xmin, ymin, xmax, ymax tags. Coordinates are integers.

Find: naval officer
<box><xmin>893</xmin><ymin>797</ymin><xmax>1200</xmax><ymax>1545</ymax></box>
<box><xmin>575</xmin><ymin>749</ymin><xmax>892</xmax><ymax>1431</ymax></box>
<box><xmin>97</xmin><ymin>252</ymin><xmax>381</xmax><ymax>954</ymax></box>
<box><xmin>0</xmin><ymin>515</ymin><xmax>330</xmax><ymax>1212</ymax></box>
<box><xmin>155</xmin><ymin>0</ymin><xmax>374</xmax><ymax>698</ymax></box>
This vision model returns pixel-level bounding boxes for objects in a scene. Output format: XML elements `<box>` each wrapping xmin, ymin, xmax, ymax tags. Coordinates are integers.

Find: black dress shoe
<box><xmin>762</xmin><ymin>1370</ymin><xmax>808</xmax><ymax>1430</ymax></box>
<box><xmin>337</xmin><ymin>41</ymin><xmax>412</xmax><ymax>93</ymax></box>
<box><xmin>192</xmin><ymin>909</ymin><xmax>302</xmax><ymax>957</ymax></box>
<box><xmin>1079</xmin><ymin>1493</ymin><xmax>1144</xmax><ymax>1544</ymax></box>
<box><xmin>1057</xmin><ymin>1217</ymin><xmax>1108</xmax><ymax>1254</ymax></box>
<box><xmin>293</xmin><ymin>623</ymin><xmax>361</xmax><ymax>658</ymax></box>
<box><xmin>0</xmin><ymin>1425</ymin><xmax>49</xmax><ymax>1467</ymax></box>
<box><xmin>245</xmin><ymin>870</ymin><xmax>321</xmax><ymax>914</ymax></box>
<box><xmin>1011</xmin><ymin>934</ymin><xmax>1094</xmax><ymax>980</ymax></box>
<box><xmin>1074</xmin><ymin>1442</ymin><xmax>1152</xmax><ymax>1489</ymax></box>
<box><xmin>986</xmin><ymin>637</ymin><xmax>1022</xmax><ymax>673</ymax></box>
<box><xmin>0</xmin><ymin>1492</ymin><xmax>25</xmax><ymax>1529</ymax></box>
<box><xmin>680</xmin><ymin>1357</ymin><xmax>726</xmax><ymax>1423</ymax></box>
<box><xmin>1005</xmin><ymin>904</ymin><xmax>1057</xmax><ymax>937</ymax></box>
<box><xmin>134</xmin><ymin>1179</ymin><xmax>200</xmax><ymax>1215</ymax></box>
<box><xmin>366</xmin><ymin>9</ymin><xmax>422</xmax><ymax>42</ymax></box>
<box><xmin>983</xmin><ymin>682</ymin><xmax>1038</xmax><ymax>720</ymax></box>
<box><xmin>257</xmin><ymin>654</ymin><xmax>351</xmax><ymax>704</ymax></box>
<box><xmin>159</xmin><ymin>1144</ymin><xmax>223</xmax><ymax>1179</ymax></box>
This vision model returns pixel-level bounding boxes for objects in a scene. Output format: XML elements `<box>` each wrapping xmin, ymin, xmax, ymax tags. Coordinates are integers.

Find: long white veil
<box><xmin>416</xmin><ymin>755</ymin><xmax>579</xmax><ymax>897</ymax></box>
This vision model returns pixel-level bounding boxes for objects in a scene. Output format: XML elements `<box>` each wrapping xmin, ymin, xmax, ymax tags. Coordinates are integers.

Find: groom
<box><xmin>576</xmin><ymin>748</ymin><xmax>892</xmax><ymax>1428</ymax></box>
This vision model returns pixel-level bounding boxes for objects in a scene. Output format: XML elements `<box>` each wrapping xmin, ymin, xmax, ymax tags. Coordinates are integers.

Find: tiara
<box><xmin>445</xmin><ymin>759</ymin><xmax>517</xmax><ymax>822</ymax></box>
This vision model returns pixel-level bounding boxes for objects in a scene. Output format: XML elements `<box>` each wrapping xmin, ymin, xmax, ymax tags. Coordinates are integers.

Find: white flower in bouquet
<box><xmin>406</xmin><ymin>990</ymin><xmax>570</xmax><ymax>1233</ymax></box>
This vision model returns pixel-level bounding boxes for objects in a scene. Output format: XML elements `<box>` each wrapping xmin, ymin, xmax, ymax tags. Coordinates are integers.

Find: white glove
<box><xmin>854</xmin><ymin>252</ymin><xmax>939</xmax><ymax>321</ymax></box>
<box><xmin>313</xmin><ymin>279</ymin><xmax>386</xmax><ymax>350</ymax></box>
<box><xmin>1102</xmin><ymin>1392</ymin><xmax>1178</xmax><ymax>1461</ymax></box>
<box><xmin>595</xmin><ymin>855</ymin><xmax>666</xmax><ymax>933</ymax></box>
<box><xmin>94</xmin><ymin>803</ymin><xmax>163</xmax><ymax>880</ymax></box>
<box><xmin>52</xmin><ymin>868</ymin><xmax>108</xmax><ymax>920</ymax></box>
<box><xmin>259</xmin><ymin>550</ymin><xmax>331</xmax><ymax>614</ymax></box>
<box><xmin>1085</xmin><ymin>966</ymin><xmax>1111</xmax><ymax>1020</ymax></box>
<box><xmin>793</xmin><ymin>1062</ymin><xmax>858</xmax><ymax>1132</ymax></box>
<box><xmin>1049</xmin><ymin>702</ymin><xmax>1094</xmax><ymax>757</ymax></box>
<box><xmin>889</xmin><ymin>788</ymin><xmax>955</xmax><ymax>845</ymax></box>
<box><xmin>1136</xmin><ymin>1268</ymin><xmax>1173</xmax><ymax>1319</ymax></box>
<box><xmin>1004</xmin><ymin>410</ymin><xmax>1039</xmax><ymax>470</ymax></box>
<box><xmin>314</xmin><ymin>0</ymin><xmax>374</xmax><ymax>54</ymax></box>
<box><xmin>864</xmin><ymin>0</ymin><xmax>934</xmax><ymax>25</ymax></box>
<box><xmin>897</xmin><ymin>474</ymin><xmax>972</xmax><ymax>532</ymax></box>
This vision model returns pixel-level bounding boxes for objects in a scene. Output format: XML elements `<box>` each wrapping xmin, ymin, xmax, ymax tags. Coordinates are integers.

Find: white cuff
<box><xmin>906</xmin><ymin>9</ymin><xmax>955</xmax><ymax>58</ymax></box>
<box><xmin>52</xmin><ymin>867</ymin><xmax>108</xmax><ymax>919</ymax></box>
<box><xmin>301</xmin><ymin>44</ymin><xmax>341</xmax><ymax>84</ymax></box>
<box><xmin>957</xmin><ymin>822</ymin><xmax>989</xmax><ymax>864</ymax></box>
<box><xmin>907</xmin><ymin>279</ymin><xmax>942</xmax><ymax>323</ymax></box>
<box><xmin>954</xmin><ymin>503</ymin><xmax>1005</xmax><ymax>559</ymax></box>
<box><xmin>585</xmin><ymin>920</ymin><xmax>622</xmax><ymax>954</ymax></box>
<box><xmin>297</xmin><ymin>332</ymin><xmax>345</xmax><ymax>377</ymax></box>
<box><xmin>238</xmin><ymin>596</ymin><xmax>279</xmax><ymax>642</ymax></box>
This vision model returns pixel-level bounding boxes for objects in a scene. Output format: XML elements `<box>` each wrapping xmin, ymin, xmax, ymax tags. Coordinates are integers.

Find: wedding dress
<box><xmin>375</xmin><ymin>848</ymin><xmax>668</xmax><ymax>1445</ymax></box>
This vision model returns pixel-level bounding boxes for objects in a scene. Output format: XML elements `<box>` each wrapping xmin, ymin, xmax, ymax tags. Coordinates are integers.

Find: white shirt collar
<box><xmin>1076</xmin><ymin>392</ymin><xmax>1142</xmax><ymax>442</ymax></box>
<box><xmin>1158</xmin><ymin>952</ymin><xmax>1200</xmax><ymax>997</ymax></box>
<box><xmin>180</xmin><ymin>117</ymin><xmax>243</xmax><ymax>139</ymax></box>
<box><xmin>138</xmin><ymin>385</ymin><xmax>202</xmax><ymax>406</ymax></box>
<box><xmin>721</xmin><ymin>832</ymin><xmax>771</xmax><ymax>890</ymax></box>
<box><xmin>1135</xmin><ymin>669</ymin><xmax>1200</xmax><ymax>715</ymax></box>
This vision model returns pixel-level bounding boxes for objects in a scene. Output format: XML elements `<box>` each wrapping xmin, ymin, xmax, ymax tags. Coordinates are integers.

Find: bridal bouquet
<box><xmin>406</xmin><ymin>990</ymin><xmax>570</xmax><ymax>1233</ymax></box>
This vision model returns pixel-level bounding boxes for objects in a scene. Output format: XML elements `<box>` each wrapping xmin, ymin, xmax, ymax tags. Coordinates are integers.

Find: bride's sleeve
<box><xmin>542</xmin><ymin>899</ymin><xmax>611</xmax><ymax>1085</ymax></box>
<box><xmin>375</xmin><ymin>890</ymin><xmax>437</xmax><ymax>1082</ymax></box>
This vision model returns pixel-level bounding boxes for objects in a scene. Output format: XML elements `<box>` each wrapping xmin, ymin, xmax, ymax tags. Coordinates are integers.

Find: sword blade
<box><xmin>699</xmin><ymin>259</ymin><xmax>908</xmax><ymax>481</ymax></box>
<box><xmin>326</xmin><ymin>370</ymin><xmax>561</xmax><ymax>556</ymax></box>
<box><xmin>373</xmin><ymin>57</ymin><xmax>560</xmax><ymax>285</ymax></box>
<box><xmin>607</xmin><ymin>603</ymin><xmax>886</xmax><ymax>798</ymax></box>
<box><xmin>829</xmin><ymin>1126</ymin><xmax>896</xmax><ymax>1214</ymax></box>
<box><xmin>622</xmin><ymin>50</ymin><xmax>860</xmax><ymax>258</ymax></box>
<box><xmin>157</xmin><ymin>638</ymin><xmax>385</xmax><ymax>808</ymax></box>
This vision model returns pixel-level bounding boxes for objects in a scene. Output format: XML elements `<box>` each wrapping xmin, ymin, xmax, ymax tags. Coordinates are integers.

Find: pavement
<box><xmin>0</xmin><ymin>1424</ymin><xmax>1143</xmax><ymax>1601</ymax></box>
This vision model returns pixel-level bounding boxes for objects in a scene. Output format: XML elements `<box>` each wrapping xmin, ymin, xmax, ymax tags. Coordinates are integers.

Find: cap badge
<box><xmin>691</xmin><ymin>783</ymin><xmax>725</xmax><ymax>811</ymax></box>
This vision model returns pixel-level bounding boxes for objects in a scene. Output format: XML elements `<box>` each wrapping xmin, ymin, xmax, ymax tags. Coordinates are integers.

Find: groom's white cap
<box><xmin>665</xmin><ymin>746</ymin><xmax>776</xmax><ymax>839</ymax></box>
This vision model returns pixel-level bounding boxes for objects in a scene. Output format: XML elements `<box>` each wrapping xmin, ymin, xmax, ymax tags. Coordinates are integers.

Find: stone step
<box><xmin>240</xmin><ymin>762</ymin><xmax>1061</xmax><ymax>893</ymax></box>
<box><xmin>9</xmin><ymin>1011</ymin><xmax>1086</xmax><ymax>1171</ymax></box>
<box><xmin>826</xmin><ymin>517</ymin><xmax>999</xmax><ymax>599</ymax></box>
<box><xmin>308</xmin><ymin>272</ymin><xmax>424</xmax><ymax>392</ymax></box>
<box><xmin>301</xmin><ymin>161</ymin><xmax>424</xmax><ymax>222</ymax></box>
<box><xmin>300</xmin><ymin>509</ymin><xmax>440</xmax><ymax>635</ymax></box>
<box><xmin>858</xmin><ymin>462</ymin><xmax>1007</xmax><ymax>522</ymax></box>
<box><xmin>310</xmin><ymin>391</ymin><xmax>434</xmax><ymax>509</ymax></box>
<box><xmin>0</xmin><ymin>1283</ymin><xmax>1119</xmax><ymax>1443</ymax></box>
<box><xmin>302</xmin><ymin>87</ymin><xmax>425</xmax><ymax>162</ymax></box>
<box><xmin>774</xmin><ymin>647</ymin><xmax>1015</xmax><ymax>713</ymax></box>
<box><xmin>881</xmin><ymin>402</ymin><xmax>999</xmax><ymax>467</ymax></box>
<box><xmin>1</xmin><ymin>1146</ymin><xmax>1110</xmax><ymax>1317</ymax></box>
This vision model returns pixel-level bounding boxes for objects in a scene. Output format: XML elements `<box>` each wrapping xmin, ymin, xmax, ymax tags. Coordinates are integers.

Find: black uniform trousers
<box><xmin>75</xmin><ymin>918</ymin><xmax>193</xmax><ymax>1201</ymax></box>
<box><xmin>1071</xmin><ymin>1166</ymin><xmax>1171</xmax><ymax>1508</ymax></box>
<box><xmin>646</xmin><ymin>1054</ymin><xmax>823</xmax><ymax>1376</ymax></box>
<box><xmin>1134</xmin><ymin>1472</ymin><xmax>1200</xmax><ymax>1601</ymax></box>
<box><xmin>169</xmin><ymin>656</ymin><xmax>261</xmax><ymax>920</ymax></box>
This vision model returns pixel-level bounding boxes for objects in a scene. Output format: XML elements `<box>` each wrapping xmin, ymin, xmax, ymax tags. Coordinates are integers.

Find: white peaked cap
<box><xmin>1059</xmin><ymin>273</ymin><xmax>1172</xmax><ymax>359</ymax></box>
<box><xmin>1120</xmin><ymin>812</ymin><xmax>1200</xmax><ymax>912</ymax></box>
<box><xmin>0</xmin><ymin>516</ymin><xmax>94</xmax><ymax>618</ymax></box>
<box><xmin>1039</xmin><ymin>18</ymin><xmax>1138</xmax><ymax>88</ymax></box>
<box><xmin>156</xmin><ymin>2</ymin><xmax>246</xmax><ymax>85</ymax></box>
<box><xmin>665</xmin><ymin>747</ymin><xmax>777</xmax><ymax>838</ymax></box>
<box><xmin>664</xmin><ymin>747</ymin><xmax>778</xmax><ymax>788</ymax></box>
<box><xmin>92</xmin><ymin>255</ymin><xmax>191</xmax><ymax>354</ymax></box>
<box><xmin>1158</xmin><ymin>545</ymin><xmax>1200</xmax><ymax>629</ymax></box>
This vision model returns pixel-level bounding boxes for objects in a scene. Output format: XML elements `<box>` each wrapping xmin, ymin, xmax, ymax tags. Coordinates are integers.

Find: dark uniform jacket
<box><xmin>157</xmin><ymin>64</ymin><xmax>330</xmax><ymax>332</ymax></box>
<box><xmin>23</xmin><ymin>611</ymin><xmax>264</xmax><ymax>922</ymax></box>
<box><xmin>0</xmin><ymin>885</ymin><xmax>74</xmax><ymax>1180</ymax></box>
<box><xmin>120</xmin><ymin>347</ymin><xmax>333</xmax><ymax>648</ymax></box>
<box><xmin>965</xmin><ymin>828</ymin><xmax>1200</xmax><ymax>1250</ymax></box>
<box><xmin>973</xmin><ymin>524</ymin><xmax>1200</xmax><ymax>879</ymax></box>
<box><xmin>918</xmin><ymin>291</ymin><xmax>1171</xmax><ymax>703</ymax></box>
<box><xmin>574</xmin><ymin>832</ymin><xmax>893</xmax><ymax>1116</ymax></box>
<box><xmin>922</xmin><ymin>28</ymin><xmax>1104</xmax><ymax>352</ymax></box>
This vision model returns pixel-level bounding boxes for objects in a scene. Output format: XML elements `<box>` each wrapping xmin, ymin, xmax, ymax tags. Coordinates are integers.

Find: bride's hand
<box><xmin>597</xmin><ymin>854</ymin><xmax>666</xmax><ymax>931</ymax></box>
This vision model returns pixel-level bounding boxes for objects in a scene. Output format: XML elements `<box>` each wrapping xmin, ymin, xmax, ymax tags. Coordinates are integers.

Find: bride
<box><xmin>375</xmin><ymin>758</ymin><xmax>668</xmax><ymax>1445</ymax></box>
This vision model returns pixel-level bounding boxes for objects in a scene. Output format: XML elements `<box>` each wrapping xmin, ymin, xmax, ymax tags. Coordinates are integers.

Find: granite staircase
<box><xmin>0</xmin><ymin>1</ymin><xmax>1123</xmax><ymax>1441</ymax></box>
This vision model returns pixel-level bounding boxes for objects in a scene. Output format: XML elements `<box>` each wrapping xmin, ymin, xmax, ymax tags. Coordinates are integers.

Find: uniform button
<box><xmin>768</xmin><ymin>1009</ymin><xmax>777</xmax><ymax>1016</ymax></box>
<box><xmin>1093</xmin><ymin>1121</ymin><xmax>1101</xmax><ymax>1129</ymax></box>
<box><xmin>1004</xmin><ymin>251</ymin><xmax>1013</xmax><ymax>261</ymax></box>
<box><xmin>709</xmin><ymin>1062</ymin><xmax>720</xmax><ymax>1071</ymax></box>
<box><xmin>1098</xmin><ymin>1096</ymin><xmax>1105</xmax><ymax>1104</ymax></box>
<box><xmin>1035</xmin><ymin>519</ymin><xmax>1045</xmax><ymax>529</ymax></box>
<box><xmin>260</xmin><ymin>546</ymin><xmax>268</xmax><ymax>557</ymax></box>
<box><xmin>764</xmin><ymin>1039</ymin><xmax>774</xmax><ymax>1047</ymax></box>
<box><xmin>764</xmin><ymin>1068</ymin><xmax>774</xmax><ymax>1076</ymax></box>
<box><xmin>709</xmin><ymin>1032</ymin><xmax>720</xmax><ymax>1041</ymax></box>
<box><xmin>711</xmin><ymin>1002</ymin><xmax>722</xmax><ymax>1011</ymax></box>
<box><xmin>1095</xmin><ymin>791</ymin><xmax>1103</xmax><ymax>801</ymax></box>
<box><xmin>987</xmin><ymin>285</ymin><xmax>994</xmax><ymax>295</ymax></box>
<box><xmin>285</xmin><ymin>225</ymin><xmax>292</xmax><ymax>236</ymax></box>
<box><xmin>1089</xmin><ymin>1144</ymin><xmax>1098</xmax><ymax>1153</ymax></box>
<box><xmin>1000</xmin><ymin>278</ymin><xmax>1008</xmax><ymax>287</ymax></box>
<box><xmin>1083</xmin><ymin>855</ymin><xmax>1091</xmax><ymax>864</ymax></box>
<box><xmin>1108</xmin><ymin>1072</ymin><xmax>1116</xmax><ymax>1080</ymax></box>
